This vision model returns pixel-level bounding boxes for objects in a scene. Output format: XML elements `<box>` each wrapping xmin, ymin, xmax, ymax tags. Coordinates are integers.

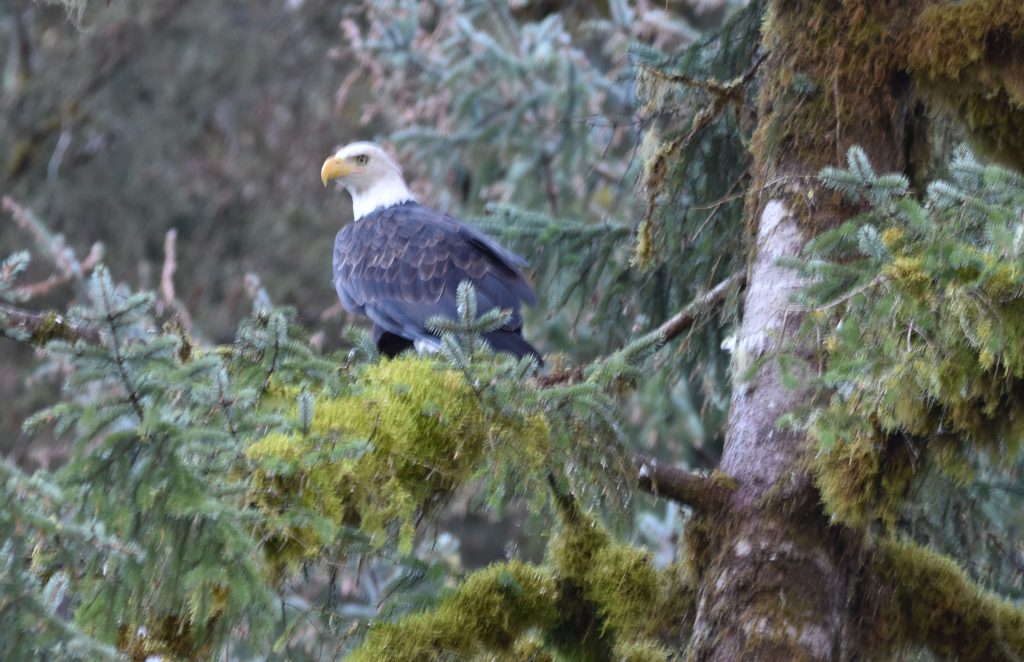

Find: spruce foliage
<box><xmin>3</xmin><ymin>246</ymin><xmax>656</xmax><ymax>657</ymax></box>
<box><xmin>791</xmin><ymin>146</ymin><xmax>1024</xmax><ymax>597</ymax></box>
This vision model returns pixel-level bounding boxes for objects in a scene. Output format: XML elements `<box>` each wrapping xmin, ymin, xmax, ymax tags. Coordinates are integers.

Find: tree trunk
<box><xmin>686</xmin><ymin>2</ymin><xmax>916</xmax><ymax>658</ymax></box>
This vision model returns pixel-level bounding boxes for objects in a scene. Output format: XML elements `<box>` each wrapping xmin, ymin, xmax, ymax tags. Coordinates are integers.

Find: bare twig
<box><xmin>686</xmin><ymin>171</ymin><xmax>750</xmax><ymax>248</ymax></box>
<box><xmin>3</xmin><ymin>196</ymin><xmax>103</xmax><ymax>298</ymax></box>
<box><xmin>159</xmin><ymin>229</ymin><xmax>179</xmax><ymax>306</ymax></box>
<box><xmin>641</xmin><ymin>270</ymin><xmax>745</xmax><ymax>345</ymax></box>
<box><xmin>632</xmin><ymin>453</ymin><xmax>735</xmax><ymax>511</ymax></box>
<box><xmin>3</xmin><ymin>196</ymin><xmax>79</xmax><ymax>278</ymax></box>
<box><xmin>639</xmin><ymin>50</ymin><xmax>767</xmax><ymax>100</ymax></box>
<box><xmin>12</xmin><ymin>243</ymin><xmax>103</xmax><ymax>300</ymax></box>
<box><xmin>158</xmin><ymin>229</ymin><xmax>193</xmax><ymax>330</ymax></box>
<box><xmin>243</xmin><ymin>273</ymin><xmax>273</xmax><ymax>312</ymax></box>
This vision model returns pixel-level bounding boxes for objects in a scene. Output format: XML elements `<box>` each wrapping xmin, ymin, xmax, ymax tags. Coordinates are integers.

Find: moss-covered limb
<box><xmin>0</xmin><ymin>302</ymin><xmax>102</xmax><ymax>345</ymax></box>
<box><xmin>348</xmin><ymin>562</ymin><xmax>559</xmax><ymax>662</ymax></box>
<box><xmin>906</xmin><ymin>1</ymin><xmax>1024</xmax><ymax>171</ymax></box>
<box><xmin>633</xmin><ymin>454</ymin><xmax>736</xmax><ymax>512</ymax></box>
<box><xmin>864</xmin><ymin>538</ymin><xmax>1024</xmax><ymax>661</ymax></box>
<box><xmin>548</xmin><ymin>491</ymin><xmax>695</xmax><ymax>659</ymax></box>
<box><xmin>247</xmin><ymin>356</ymin><xmax>551</xmax><ymax>574</ymax></box>
<box><xmin>349</xmin><ymin>492</ymin><xmax>694</xmax><ymax>661</ymax></box>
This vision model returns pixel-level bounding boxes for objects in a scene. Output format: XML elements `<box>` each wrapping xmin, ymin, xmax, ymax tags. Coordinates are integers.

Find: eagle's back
<box><xmin>332</xmin><ymin>202</ymin><xmax>538</xmax><ymax>356</ymax></box>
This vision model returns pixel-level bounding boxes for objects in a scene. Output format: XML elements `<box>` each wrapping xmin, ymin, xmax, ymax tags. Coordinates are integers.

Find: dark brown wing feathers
<box><xmin>333</xmin><ymin>201</ymin><xmax>539</xmax><ymax>360</ymax></box>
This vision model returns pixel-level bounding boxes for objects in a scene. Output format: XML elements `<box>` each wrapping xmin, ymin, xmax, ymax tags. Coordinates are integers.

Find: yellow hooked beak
<box><xmin>321</xmin><ymin>156</ymin><xmax>355</xmax><ymax>187</ymax></box>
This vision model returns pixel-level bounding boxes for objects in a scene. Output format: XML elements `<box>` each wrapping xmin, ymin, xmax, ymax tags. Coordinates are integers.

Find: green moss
<box><xmin>751</xmin><ymin>1</ymin><xmax>920</xmax><ymax>195</ymax></box>
<box><xmin>505</xmin><ymin>637</ymin><xmax>554</xmax><ymax>661</ymax></box>
<box><xmin>613</xmin><ymin>639</ymin><xmax>671</xmax><ymax>661</ymax></box>
<box><xmin>708</xmin><ymin>469</ymin><xmax>739</xmax><ymax>493</ymax></box>
<box><xmin>246</xmin><ymin>355</ymin><xmax>551</xmax><ymax>574</ymax></box>
<box><xmin>549</xmin><ymin>506</ymin><xmax>693</xmax><ymax>656</ymax></box>
<box><xmin>907</xmin><ymin>1</ymin><xmax>1024</xmax><ymax>80</ymax></box>
<box><xmin>871</xmin><ymin>539</ymin><xmax>1024</xmax><ymax>660</ymax></box>
<box><xmin>349</xmin><ymin>561</ymin><xmax>559</xmax><ymax>662</ymax></box>
<box><xmin>631</xmin><ymin>218</ymin><xmax>657</xmax><ymax>272</ymax></box>
<box><xmin>31</xmin><ymin>312</ymin><xmax>65</xmax><ymax>345</ymax></box>
<box><xmin>347</xmin><ymin>505</ymin><xmax>692</xmax><ymax>661</ymax></box>
<box><xmin>588</xmin><ymin>544</ymin><xmax>660</xmax><ymax>634</ymax></box>
<box><xmin>906</xmin><ymin>1</ymin><xmax>1024</xmax><ymax>170</ymax></box>
<box><xmin>811</xmin><ymin>422</ymin><xmax>924</xmax><ymax>530</ymax></box>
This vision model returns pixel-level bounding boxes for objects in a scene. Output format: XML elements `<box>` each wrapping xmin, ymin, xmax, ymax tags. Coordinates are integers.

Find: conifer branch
<box><xmin>536</xmin><ymin>271</ymin><xmax>744</xmax><ymax>387</ymax></box>
<box><xmin>632</xmin><ymin>454</ymin><xmax>734</xmax><ymax>511</ymax></box>
<box><xmin>641</xmin><ymin>270</ymin><xmax>745</xmax><ymax>346</ymax></box>
<box><xmin>0</xmin><ymin>302</ymin><xmax>102</xmax><ymax>345</ymax></box>
<box><xmin>97</xmin><ymin>272</ymin><xmax>145</xmax><ymax>421</ymax></box>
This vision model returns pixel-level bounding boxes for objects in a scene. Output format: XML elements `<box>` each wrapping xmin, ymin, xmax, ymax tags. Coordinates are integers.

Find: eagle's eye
<box><xmin>355</xmin><ymin>154</ymin><xmax>369</xmax><ymax>166</ymax></box>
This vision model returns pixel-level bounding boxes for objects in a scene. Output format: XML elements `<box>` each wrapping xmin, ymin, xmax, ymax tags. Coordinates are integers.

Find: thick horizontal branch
<box><xmin>632</xmin><ymin>453</ymin><xmax>735</xmax><ymax>511</ymax></box>
<box><xmin>0</xmin><ymin>303</ymin><xmax>102</xmax><ymax>345</ymax></box>
<box><xmin>866</xmin><ymin>538</ymin><xmax>1024</xmax><ymax>661</ymax></box>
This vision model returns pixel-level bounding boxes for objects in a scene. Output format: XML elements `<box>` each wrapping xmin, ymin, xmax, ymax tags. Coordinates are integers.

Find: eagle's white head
<box><xmin>321</xmin><ymin>141</ymin><xmax>415</xmax><ymax>220</ymax></box>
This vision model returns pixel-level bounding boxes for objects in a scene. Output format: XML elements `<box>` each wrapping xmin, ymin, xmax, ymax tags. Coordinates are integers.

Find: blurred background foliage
<box><xmin>2</xmin><ymin>0</ymin><xmax>353</xmax><ymax>463</ymax></box>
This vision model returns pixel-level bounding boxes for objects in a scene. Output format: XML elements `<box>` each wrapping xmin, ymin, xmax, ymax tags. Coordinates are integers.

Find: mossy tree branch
<box><xmin>0</xmin><ymin>302</ymin><xmax>102</xmax><ymax>345</ymax></box>
<box><xmin>351</xmin><ymin>488</ymin><xmax>693</xmax><ymax>661</ymax></box>
<box><xmin>348</xmin><ymin>561</ymin><xmax>559</xmax><ymax>662</ymax></box>
<box><xmin>865</xmin><ymin>539</ymin><xmax>1024</xmax><ymax>661</ymax></box>
<box><xmin>906</xmin><ymin>0</ymin><xmax>1024</xmax><ymax>171</ymax></box>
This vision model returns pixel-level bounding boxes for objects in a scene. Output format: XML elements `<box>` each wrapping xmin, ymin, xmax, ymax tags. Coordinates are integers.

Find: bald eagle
<box><xmin>321</xmin><ymin>142</ymin><xmax>541</xmax><ymax>362</ymax></box>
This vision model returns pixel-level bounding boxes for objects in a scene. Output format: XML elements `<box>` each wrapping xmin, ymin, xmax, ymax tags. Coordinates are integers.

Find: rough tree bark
<box><xmin>685</xmin><ymin>2</ymin><xmax>917</xmax><ymax>659</ymax></box>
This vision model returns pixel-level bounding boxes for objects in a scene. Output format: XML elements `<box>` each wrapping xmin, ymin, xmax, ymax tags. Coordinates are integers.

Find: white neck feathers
<box><xmin>349</xmin><ymin>174</ymin><xmax>415</xmax><ymax>220</ymax></box>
